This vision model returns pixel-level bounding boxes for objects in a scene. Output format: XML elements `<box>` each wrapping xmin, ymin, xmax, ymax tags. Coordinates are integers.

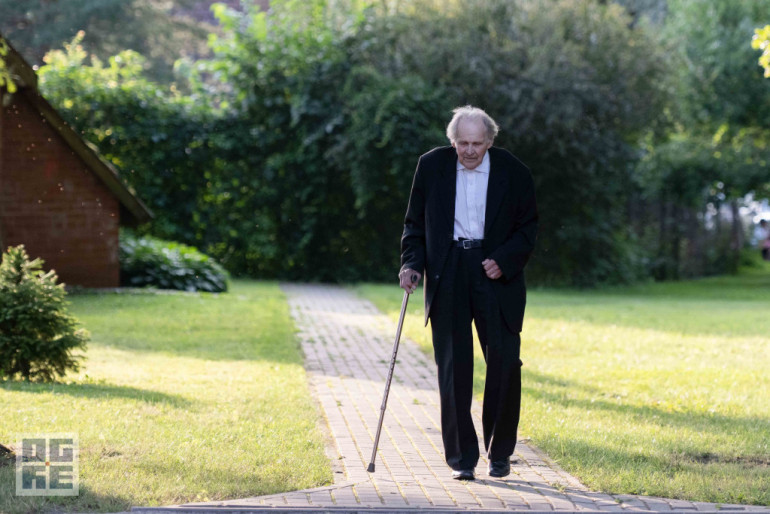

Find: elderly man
<box><xmin>399</xmin><ymin>106</ymin><xmax>538</xmax><ymax>480</ymax></box>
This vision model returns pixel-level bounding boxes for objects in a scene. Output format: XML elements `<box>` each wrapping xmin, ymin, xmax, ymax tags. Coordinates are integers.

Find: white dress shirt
<box><xmin>453</xmin><ymin>151</ymin><xmax>490</xmax><ymax>241</ymax></box>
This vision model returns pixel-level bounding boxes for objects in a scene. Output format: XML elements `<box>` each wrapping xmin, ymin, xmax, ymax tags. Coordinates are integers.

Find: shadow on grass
<box><xmin>480</xmin><ymin>440</ymin><xmax>770</xmax><ymax>506</ymax></box>
<box><xmin>0</xmin><ymin>380</ymin><xmax>192</xmax><ymax>407</ymax></box>
<box><xmin>517</xmin><ymin>368</ymin><xmax>770</xmax><ymax>506</ymax></box>
<box><xmin>516</xmin><ymin>436</ymin><xmax>769</xmax><ymax>505</ymax></box>
<box><xmin>131</xmin><ymin>457</ymin><xmax>330</xmax><ymax>507</ymax></box>
<box><xmin>0</xmin><ymin>465</ymin><xmax>132</xmax><ymax>514</ymax></box>
<box><xmin>523</xmin><ymin>368</ymin><xmax>770</xmax><ymax>438</ymax></box>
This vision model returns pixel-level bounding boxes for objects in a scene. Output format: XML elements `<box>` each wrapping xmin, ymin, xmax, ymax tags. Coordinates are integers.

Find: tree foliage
<box><xmin>0</xmin><ymin>0</ymin><xmax>218</xmax><ymax>83</ymax></box>
<box><xmin>202</xmin><ymin>0</ymin><xmax>671</xmax><ymax>284</ymax></box>
<box><xmin>324</xmin><ymin>0</ymin><xmax>671</xmax><ymax>285</ymax></box>
<box><xmin>0</xmin><ymin>37</ymin><xmax>18</xmax><ymax>93</ymax></box>
<box><xmin>39</xmin><ymin>33</ymin><xmax>216</xmax><ymax>243</ymax></box>
<box><xmin>752</xmin><ymin>24</ymin><xmax>770</xmax><ymax>77</ymax></box>
<box><xmin>665</xmin><ymin>0</ymin><xmax>770</xmax><ymax>128</ymax></box>
<box><xmin>44</xmin><ymin>0</ymin><xmax>762</xmax><ymax>285</ymax></box>
<box><xmin>632</xmin><ymin>0</ymin><xmax>770</xmax><ymax>279</ymax></box>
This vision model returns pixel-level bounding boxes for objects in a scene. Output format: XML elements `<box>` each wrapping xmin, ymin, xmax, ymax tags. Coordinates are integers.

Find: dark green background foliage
<box><xmin>33</xmin><ymin>0</ymin><xmax>770</xmax><ymax>285</ymax></box>
<box><xmin>0</xmin><ymin>0</ymin><xmax>222</xmax><ymax>83</ymax></box>
<box><xmin>119</xmin><ymin>232</ymin><xmax>229</xmax><ymax>292</ymax></box>
<box><xmin>634</xmin><ymin>0</ymin><xmax>770</xmax><ymax>280</ymax></box>
<box><xmin>0</xmin><ymin>246</ymin><xmax>88</xmax><ymax>381</ymax></box>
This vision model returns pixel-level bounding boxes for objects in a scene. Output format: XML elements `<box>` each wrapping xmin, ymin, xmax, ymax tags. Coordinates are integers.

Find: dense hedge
<box><xmin>37</xmin><ymin>0</ymin><xmax>770</xmax><ymax>285</ymax></box>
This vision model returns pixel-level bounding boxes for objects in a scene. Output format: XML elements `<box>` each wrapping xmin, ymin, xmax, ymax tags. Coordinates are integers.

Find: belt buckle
<box><xmin>462</xmin><ymin>239</ymin><xmax>473</xmax><ymax>249</ymax></box>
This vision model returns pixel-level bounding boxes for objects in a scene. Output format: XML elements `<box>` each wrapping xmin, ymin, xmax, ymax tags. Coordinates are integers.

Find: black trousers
<box><xmin>429</xmin><ymin>245</ymin><xmax>522</xmax><ymax>470</ymax></box>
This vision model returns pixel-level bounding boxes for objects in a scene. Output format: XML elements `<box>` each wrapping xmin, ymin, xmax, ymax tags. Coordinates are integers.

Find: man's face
<box><xmin>452</xmin><ymin>119</ymin><xmax>492</xmax><ymax>170</ymax></box>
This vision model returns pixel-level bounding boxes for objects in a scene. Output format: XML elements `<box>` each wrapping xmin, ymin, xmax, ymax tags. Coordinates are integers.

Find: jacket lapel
<box><xmin>438</xmin><ymin>150</ymin><xmax>457</xmax><ymax>236</ymax></box>
<box><xmin>485</xmin><ymin>148</ymin><xmax>508</xmax><ymax>236</ymax></box>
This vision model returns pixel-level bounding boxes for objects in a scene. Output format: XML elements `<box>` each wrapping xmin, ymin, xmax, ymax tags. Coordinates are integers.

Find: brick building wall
<box><xmin>0</xmin><ymin>93</ymin><xmax>121</xmax><ymax>287</ymax></box>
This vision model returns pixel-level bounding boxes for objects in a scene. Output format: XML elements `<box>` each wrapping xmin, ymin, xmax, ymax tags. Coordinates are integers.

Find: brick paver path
<box><xmin>133</xmin><ymin>284</ymin><xmax>770</xmax><ymax>513</ymax></box>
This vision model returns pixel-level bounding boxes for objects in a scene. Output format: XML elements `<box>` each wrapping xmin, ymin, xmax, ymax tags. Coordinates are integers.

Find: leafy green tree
<box><xmin>198</xmin><ymin>0</ymin><xmax>671</xmax><ymax>284</ymax></box>
<box><xmin>665</xmin><ymin>0</ymin><xmax>770</xmax><ymax>127</ymax></box>
<box><xmin>0</xmin><ymin>246</ymin><xmax>89</xmax><ymax>382</ymax></box>
<box><xmin>337</xmin><ymin>0</ymin><xmax>670</xmax><ymax>284</ymax></box>
<box><xmin>635</xmin><ymin>0</ymin><xmax>770</xmax><ymax>279</ymax></box>
<box><xmin>194</xmin><ymin>0</ymin><xmax>362</xmax><ymax>279</ymax></box>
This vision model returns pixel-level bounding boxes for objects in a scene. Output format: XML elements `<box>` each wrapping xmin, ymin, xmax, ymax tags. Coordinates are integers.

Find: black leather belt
<box><xmin>454</xmin><ymin>238</ymin><xmax>483</xmax><ymax>249</ymax></box>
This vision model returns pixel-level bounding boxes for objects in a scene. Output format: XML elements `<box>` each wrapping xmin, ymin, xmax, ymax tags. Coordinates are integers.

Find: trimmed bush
<box><xmin>0</xmin><ymin>245</ymin><xmax>89</xmax><ymax>381</ymax></box>
<box><xmin>120</xmin><ymin>232</ymin><xmax>228</xmax><ymax>292</ymax></box>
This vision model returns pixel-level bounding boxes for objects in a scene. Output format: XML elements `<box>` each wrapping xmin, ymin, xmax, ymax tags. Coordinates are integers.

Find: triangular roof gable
<box><xmin>1</xmin><ymin>34</ymin><xmax>153</xmax><ymax>225</ymax></box>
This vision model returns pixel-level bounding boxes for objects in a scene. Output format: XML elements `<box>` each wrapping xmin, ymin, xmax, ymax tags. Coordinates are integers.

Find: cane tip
<box><xmin>367</xmin><ymin>463</ymin><xmax>375</xmax><ymax>473</ymax></box>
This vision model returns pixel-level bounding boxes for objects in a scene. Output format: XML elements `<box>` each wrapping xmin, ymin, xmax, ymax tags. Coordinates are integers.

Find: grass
<box><xmin>0</xmin><ymin>280</ymin><xmax>332</xmax><ymax>513</ymax></box>
<box><xmin>354</xmin><ymin>262</ymin><xmax>770</xmax><ymax>506</ymax></box>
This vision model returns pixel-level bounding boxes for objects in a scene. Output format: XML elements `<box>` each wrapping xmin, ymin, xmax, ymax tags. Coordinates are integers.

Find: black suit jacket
<box><xmin>400</xmin><ymin>146</ymin><xmax>538</xmax><ymax>333</ymax></box>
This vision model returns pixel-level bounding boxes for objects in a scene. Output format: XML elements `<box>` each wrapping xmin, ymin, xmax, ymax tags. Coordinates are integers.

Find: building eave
<box><xmin>1</xmin><ymin>34</ymin><xmax>153</xmax><ymax>225</ymax></box>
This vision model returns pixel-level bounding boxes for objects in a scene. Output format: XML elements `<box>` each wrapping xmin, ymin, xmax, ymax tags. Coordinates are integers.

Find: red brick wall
<box><xmin>0</xmin><ymin>93</ymin><xmax>121</xmax><ymax>287</ymax></box>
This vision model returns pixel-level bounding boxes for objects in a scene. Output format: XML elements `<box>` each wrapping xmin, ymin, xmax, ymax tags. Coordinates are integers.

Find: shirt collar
<box><xmin>457</xmin><ymin>150</ymin><xmax>490</xmax><ymax>174</ymax></box>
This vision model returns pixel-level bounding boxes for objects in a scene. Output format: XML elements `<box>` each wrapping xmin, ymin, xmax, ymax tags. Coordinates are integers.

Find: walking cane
<box><xmin>367</xmin><ymin>274</ymin><xmax>417</xmax><ymax>473</ymax></box>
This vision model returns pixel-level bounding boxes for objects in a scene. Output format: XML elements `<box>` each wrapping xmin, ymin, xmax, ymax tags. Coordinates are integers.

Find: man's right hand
<box><xmin>399</xmin><ymin>269</ymin><xmax>422</xmax><ymax>294</ymax></box>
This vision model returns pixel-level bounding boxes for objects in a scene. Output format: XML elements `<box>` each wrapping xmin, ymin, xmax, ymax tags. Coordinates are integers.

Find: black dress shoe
<box><xmin>488</xmin><ymin>458</ymin><xmax>510</xmax><ymax>478</ymax></box>
<box><xmin>451</xmin><ymin>468</ymin><xmax>475</xmax><ymax>480</ymax></box>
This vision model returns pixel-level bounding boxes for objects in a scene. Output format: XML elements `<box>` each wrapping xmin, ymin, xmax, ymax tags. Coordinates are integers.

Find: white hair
<box><xmin>446</xmin><ymin>105</ymin><xmax>499</xmax><ymax>144</ymax></box>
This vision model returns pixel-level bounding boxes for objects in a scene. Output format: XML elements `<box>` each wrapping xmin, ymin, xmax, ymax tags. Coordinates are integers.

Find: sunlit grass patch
<box><xmin>354</xmin><ymin>266</ymin><xmax>770</xmax><ymax>505</ymax></box>
<box><xmin>0</xmin><ymin>280</ymin><xmax>331</xmax><ymax>513</ymax></box>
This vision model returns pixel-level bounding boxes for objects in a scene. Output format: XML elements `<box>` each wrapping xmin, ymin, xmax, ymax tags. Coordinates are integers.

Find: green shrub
<box><xmin>119</xmin><ymin>232</ymin><xmax>228</xmax><ymax>292</ymax></box>
<box><xmin>0</xmin><ymin>245</ymin><xmax>89</xmax><ymax>381</ymax></box>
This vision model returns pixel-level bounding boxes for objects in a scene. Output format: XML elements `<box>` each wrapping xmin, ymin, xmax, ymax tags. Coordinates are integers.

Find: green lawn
<box><xmin>0</xmin><ymin>280</ymin><xmax>332</xmax><ymax>513</ymax></box>
<box><xmin>355</xmin><ymin>264</ymin><xmax>770</xmax><ymax>506</ymax></box>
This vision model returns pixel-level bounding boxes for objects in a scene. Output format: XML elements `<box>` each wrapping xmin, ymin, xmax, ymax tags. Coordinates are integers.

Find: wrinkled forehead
<box><xmin>455</xmin><ymin>118</ymin><xmax>489</xmax><ymax>142</ymax></box>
